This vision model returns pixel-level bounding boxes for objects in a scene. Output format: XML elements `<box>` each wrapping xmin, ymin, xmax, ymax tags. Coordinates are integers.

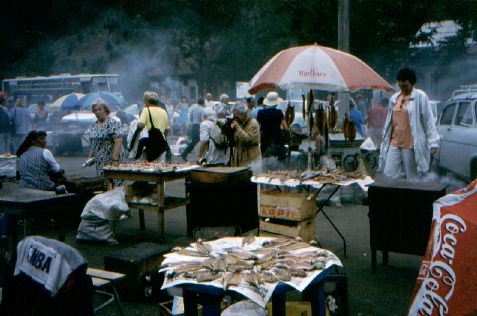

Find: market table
<box><xmin>252</xmin><ymin>171</ymin><xmax>374</xmax><ymax>256</ymax></box>
<box><xmin>0</xmin><ymin>183</ymin><xmax>79</xmax><ymax>243</ymax></box>
<box><xmin>160</xmin><ymin>236</ymin><xmax>343</xmax><ymax>316</ymax></box>
<box><xmin>103</xmin><ymin>164</ymin><xmax>200</xmax><ymax>239</ymax></box>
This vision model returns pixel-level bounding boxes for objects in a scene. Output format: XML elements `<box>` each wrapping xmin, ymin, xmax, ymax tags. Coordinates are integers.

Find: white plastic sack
<box><xmin>221</xmin><ymin>300</ymin><xmax>267</xmax><ymax>316</ymax></box>
<box><xmin>81</xmin><ymin>187</ymin><xmax>129</xmax><ymax>221</ymax></box>
<box><xmin>76</xmin><ymin>218</ymin><xmax>118</xmax><ymax>244</ymax></box>
<box><xmin>360</xmin><ymin>137</ymin><xmax>377</xmax><ymax>151</ymax></box>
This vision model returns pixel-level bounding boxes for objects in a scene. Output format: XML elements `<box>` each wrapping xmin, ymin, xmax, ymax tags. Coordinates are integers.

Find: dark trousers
<box><xmin>182</xmin><ymin>124</ymin><xmax>200</xmax><ymax>157</ymax></box>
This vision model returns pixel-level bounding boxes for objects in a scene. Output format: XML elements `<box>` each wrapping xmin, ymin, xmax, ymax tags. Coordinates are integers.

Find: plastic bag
<box><xmin>76</xmin><ymin>218</ymin><xmax>118</xmax><ymax>244</ymax></box>
<box><xmin>80</xmin><ymin>187</ymin><xmax>129</xmax><ymax>221</ymax></box>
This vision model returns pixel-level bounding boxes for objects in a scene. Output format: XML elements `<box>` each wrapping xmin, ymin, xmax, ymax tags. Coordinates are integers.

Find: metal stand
<box><xmin>315</xmin><ymin>184</ymin><xmax>347</xmax><ymax>257</ymax></box>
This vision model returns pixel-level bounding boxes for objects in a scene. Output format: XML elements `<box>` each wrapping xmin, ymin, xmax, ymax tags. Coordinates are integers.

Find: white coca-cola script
<box><xmin>417</xmin><ymin>214</ymin><xmax>466</xmax><ymax>315</ymax></box>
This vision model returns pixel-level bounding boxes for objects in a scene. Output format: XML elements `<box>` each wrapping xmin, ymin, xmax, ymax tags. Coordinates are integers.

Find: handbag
<box><xmin>143</xmin><ymin>107</ymin><xmax>170</xmax><ymax>162</ymax></box>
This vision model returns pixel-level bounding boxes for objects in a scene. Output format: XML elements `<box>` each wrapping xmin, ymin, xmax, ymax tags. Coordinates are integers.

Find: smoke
<box><xmin>12</xmin><ymin>9</ymin><xmax>176</xmax><ymax>104</ymax></box>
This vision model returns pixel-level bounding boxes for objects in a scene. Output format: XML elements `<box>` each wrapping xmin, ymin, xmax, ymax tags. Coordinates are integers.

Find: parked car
<box><xmin>48</xmin><ymin>110</ymin><xmax>122</xmax><ymax>155</ymax></box>
<box><xmin>436</xmin><ymin>90</ymin><xmax>477</xmax><ymax>181</ymax></box>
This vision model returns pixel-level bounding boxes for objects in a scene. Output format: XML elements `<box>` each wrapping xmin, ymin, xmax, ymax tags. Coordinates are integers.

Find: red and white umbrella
<box><xmin>248</xmin><ymin>44</ymin><xmax>393</xmax><ymax>94</ymax></box>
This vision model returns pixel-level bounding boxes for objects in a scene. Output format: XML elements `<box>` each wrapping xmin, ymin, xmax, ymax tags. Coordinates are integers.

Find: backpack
<box><xmin>209</xmin><ymin>123</ymin><xmax>228</xmax><ymax>150</ymax></box>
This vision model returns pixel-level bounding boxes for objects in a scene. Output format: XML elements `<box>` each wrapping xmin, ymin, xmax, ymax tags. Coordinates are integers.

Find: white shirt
<box><xmin>43</xmin><ymin>149</ymin><xmax>60</xmax><ymax>172</ymax></box>
<box><xmin>199</xmin><ymin>119</ymin><xmax>227</xmax><ymax>163</ymax></box>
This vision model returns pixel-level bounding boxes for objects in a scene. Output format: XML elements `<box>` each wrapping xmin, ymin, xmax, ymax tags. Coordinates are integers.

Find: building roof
<box><xmin>411</xmin><ymin>20</ymin><xmax>476</xmax><ymax>48</ymax></box>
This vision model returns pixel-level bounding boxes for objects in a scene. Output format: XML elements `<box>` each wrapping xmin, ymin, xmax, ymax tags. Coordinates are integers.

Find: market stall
<box><xmin>103</xmin><ymin>162</ymin><xmax>200</xmax><ymax>239</ymax></box>
<box><xmin>160</xmin><ymin>236</ymin><xmax>342</xmax><ymax>316</ymax></box>
<box><xmin>252</xmin><ymin>169</ymin><xmax>373</xmax><ymax>256</ymax></box>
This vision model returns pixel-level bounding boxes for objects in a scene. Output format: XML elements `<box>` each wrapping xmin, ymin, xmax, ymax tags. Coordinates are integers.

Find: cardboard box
<box><xmin>260</xmin><ymin>190</ymin><xmax>316</xmax><ymax>221</ymax></box>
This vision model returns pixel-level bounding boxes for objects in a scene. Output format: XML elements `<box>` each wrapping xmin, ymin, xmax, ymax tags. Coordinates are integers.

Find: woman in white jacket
<box><xmin>378</xmin><ymin>68</ymin><xmax>439</xmax><ymax>180</ymax></box>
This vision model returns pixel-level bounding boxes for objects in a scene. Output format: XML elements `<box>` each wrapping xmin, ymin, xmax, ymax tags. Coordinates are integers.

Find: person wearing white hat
<box><xmin>257</xmin><ymin>91</ymin><xmax>288</xmax><ymax>161</ymax></box>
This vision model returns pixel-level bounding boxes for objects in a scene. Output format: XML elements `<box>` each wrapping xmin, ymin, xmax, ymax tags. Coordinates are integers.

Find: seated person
<box><xmin>16</xmin><ymin>130</ymin><xmax>64</xmax><ymax>191</ymax></box>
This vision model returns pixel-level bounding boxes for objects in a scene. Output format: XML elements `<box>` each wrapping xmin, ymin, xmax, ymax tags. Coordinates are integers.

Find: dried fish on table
<box><xmin>195</xmin><ymin>270</ymin><xmax>221</xmax><ymax>282</ymax></box>
<box><xmin>170</xmin><ymin>262</ymin><xmax>204</xmax><ymax>274</ymax></box>
<box><xmin>257</xmin><ymin>252</ymin><xmax>278</xmax><ymax>264</ymax></box>
<box><xmin>289</xmin><ymin>268</ymin><xmax>307</xmax><ymax>277</ymax></box>
<box><xmin>223</xmin><ymin>271</ymin><xmax>243</xmax><ymax>290</ymax></box>
<box><xmin>241</xmin><ymin>234</ymin><xmax>256</xmax><ymax>247</ymax></box>
<box><xmin>193</xmin><ymin>239</ymin><xmax>213</xmax><ymax>255</ymax></box>
<box><xmin>228</xmin><ymin>250</ymin><xmax>257</xmax><ymax>261</ymax></box>
<box><xmin>261</xmin><ymin>271</ymin><xmax>279</xmax><ymax>283</ymax></box>
<box><xmin>202</xmin><ymin>256</ymin><xmax>227</xmax><ymax>272</ymax></box>
<box><xmin>277</xmin><ymin>241</ymin><xmax>311</xmax><ymax>253</ymax></box>
<box><xmin>243</xmin><ymin>270</ymin><xmax>262</xmax><ymax>288</ymax></box>
<box><xmin>272</xmin><ymin>268</ymin><xmax>291</xmax><ymax>281</ymax></box>
<box><xmin>172</xmin><ymin>247</ymin><xmax>210</xmax><ymax>257</ymax></box>
<box><xmin>261</xmin><ymin>237</ymin><xmax>294</xmax><ymax>248</ymax></box>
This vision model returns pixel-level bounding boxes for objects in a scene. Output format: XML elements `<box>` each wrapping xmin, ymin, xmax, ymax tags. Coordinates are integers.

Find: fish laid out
<box><xmin>160</xmin><ymin>236</ymin><xmax>342</xmax><ymax>308</ymax></box>
<box><xmin>162</xmin><ymin>237</ymin><xmax>339</xmax><ymax>291</ymax></box>
<box><xmin>258</xmin><ymin>168</ymin><xmax>364</xmax><ymax>183</ymax></box>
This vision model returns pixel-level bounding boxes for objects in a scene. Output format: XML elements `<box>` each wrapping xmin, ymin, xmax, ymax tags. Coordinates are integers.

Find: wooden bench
<box><xmin>87</xmin><ymin>268</ymin><xmax>126</xmax><ymax>315</ymax></box>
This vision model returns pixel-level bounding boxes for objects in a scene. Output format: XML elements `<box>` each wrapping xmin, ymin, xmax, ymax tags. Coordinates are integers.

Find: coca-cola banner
<box><xmin>409</xmin><ymin>180</ymin><xmax>477</xmax><ymax>315</ymax></box>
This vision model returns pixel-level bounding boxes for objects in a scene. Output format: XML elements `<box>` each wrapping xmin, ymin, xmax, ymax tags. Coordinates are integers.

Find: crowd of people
<box><xmin>0</xmin><ymin>67</ymin><xmax>440</xmax><ymax>193</ymax></box>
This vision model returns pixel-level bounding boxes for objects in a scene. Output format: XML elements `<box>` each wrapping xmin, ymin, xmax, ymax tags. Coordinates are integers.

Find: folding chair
<box><xmin>87</xmin><ymin>267</ymin><xmax>125</xmax><ymax>315</ymax></box>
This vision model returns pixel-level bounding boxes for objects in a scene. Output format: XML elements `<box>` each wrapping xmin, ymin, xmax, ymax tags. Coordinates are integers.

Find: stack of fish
<box><xmin>259</xmin><ymin>169</ymin><xmax>364</xmax><ymax>183</ymax></box>
<box><xmin>161</xmin><ymin>237</ymin><xmax>339</xmax><ymax>291</ymax></box>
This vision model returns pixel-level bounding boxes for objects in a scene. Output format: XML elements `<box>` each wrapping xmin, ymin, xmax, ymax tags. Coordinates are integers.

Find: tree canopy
<box><xmin>1</xmin><ymin>0</ymin><xmax>475</xmax><ymax>99</ymax></box>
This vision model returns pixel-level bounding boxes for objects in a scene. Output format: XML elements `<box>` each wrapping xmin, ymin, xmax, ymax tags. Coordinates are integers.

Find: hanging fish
<box><xmin>316</xmin><ymin>103</ymin><xmax>325</xmax><ymax>135</ymax></box>
<box><xmin>307</xmin><ymin>90</ymin><xmax>314</xmax><ymax>115</ymax></box>
<box><xmin>285</xmin><ymin>100</ymin><xmax>295</xmax><ymax>126</ymax></box>
<box><xmin>348</xmin><ymin>120</ymin><xmax>356</xmax><ymax>141</ymax></box>
<box><xmin>324</xmin><ymin>120</ymin><xmax>329</xmax><ymax>152</ymax></box>
<box><xmin>301</xmin><ymin>94</ymin><xmax>306</xmax><ymax>121</ymax></box>
<box><xmin>328</xmin><ymin>95</ymin><xmax>338</xmax><ymax>131</ymax></box>
<box><xmin>343</xmin><ymin>113</ymin><xmax>350</xmax><ymax>141</ymax></box>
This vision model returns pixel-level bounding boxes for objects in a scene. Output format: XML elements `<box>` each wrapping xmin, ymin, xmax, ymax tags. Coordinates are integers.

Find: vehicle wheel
<box><xmin>343</xmin><ymin>154</ymin><xmax>359</xmax><ymax>171</ymax></box>
<box><xmin>470</xmin><ymin>159</ymin><xmax>477</xmax><ymax>181</ymax></box>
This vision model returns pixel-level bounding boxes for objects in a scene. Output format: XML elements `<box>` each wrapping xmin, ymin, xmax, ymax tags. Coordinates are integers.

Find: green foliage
<box><xmin>1</xmin><ymin>0</ymin><xmax>476</xmax><ymax>98</ymax></box>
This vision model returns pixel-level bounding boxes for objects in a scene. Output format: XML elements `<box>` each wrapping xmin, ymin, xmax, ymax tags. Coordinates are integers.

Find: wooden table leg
<box><xmin>157</xmin><ymin>182</ymin><xmax>165</xmax><ymax>240</ymax></box>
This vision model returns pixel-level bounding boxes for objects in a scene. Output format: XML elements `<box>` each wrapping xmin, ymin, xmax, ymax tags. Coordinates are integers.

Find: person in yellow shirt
<box><xmin>138</xmin><ymin>91</ymin><xmax>169</xmax><ymax>134</ymax></box>
<box><xmin>130</xmin><ymin>91</ymin><xmax>170</xmax><ymax>161</ymax></box>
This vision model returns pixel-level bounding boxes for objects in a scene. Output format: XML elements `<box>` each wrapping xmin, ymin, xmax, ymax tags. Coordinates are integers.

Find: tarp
<box><xmin>408</xmin><ymin>180</ymin><xmax>477</xmax><ymax>315</ymax></box>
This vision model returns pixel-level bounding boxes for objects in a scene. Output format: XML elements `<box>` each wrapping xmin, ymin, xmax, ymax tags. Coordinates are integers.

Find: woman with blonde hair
<box><xmin>87</xmin><ymin>99</ymin><xmax>124</xmax><ymax>178</ymax></box>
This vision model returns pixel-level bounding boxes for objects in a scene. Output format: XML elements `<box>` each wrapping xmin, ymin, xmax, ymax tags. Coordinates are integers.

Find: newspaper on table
<box><xmin>103</xmin><ymin>162</ymin><xmax>200</xmax><ymax>173</ymax></box>
<box><xmin>160</xmin><ymin>237</ymin><xmax>342</xmax><ymax>308</ymax></box>
<box><xmin>251</xmin><ymin>171</ymin><xmax>374</xmax><ymax>191</ymax></box>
